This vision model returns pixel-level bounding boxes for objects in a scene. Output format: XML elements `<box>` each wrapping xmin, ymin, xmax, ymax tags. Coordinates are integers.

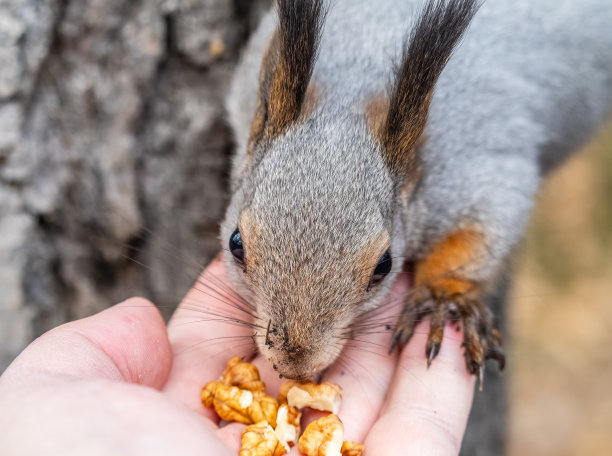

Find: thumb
<box><xmin>1</xmin><ymin>298</ymin><xmax>172</xmax><ymax>390</ymax></box>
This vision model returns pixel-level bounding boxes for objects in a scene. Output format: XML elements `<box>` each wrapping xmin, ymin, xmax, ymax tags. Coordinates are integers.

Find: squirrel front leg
<box><xmin>361</xmin><ymin>0</ymin><xmax>502</xmax><ymax>382</ymax></box>
<box><xmin>390</xmin><ymin>226</ymin><xmax>506</xmax><ymax>387</ymax></box>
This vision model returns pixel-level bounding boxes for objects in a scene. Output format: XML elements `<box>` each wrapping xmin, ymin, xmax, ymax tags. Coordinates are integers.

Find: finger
<box><xmin>365</xmin><ymin>318</ymin><xmax>475</xmax><ymax>455</ymax></box>
<box><xmin>215</xmin><ymin>422</ymin><xmax>246</xmax><ymax>454</ymax></box>
<box><xmin>164</xmin><ymin>255</ymin><xmax>259</xmax><ymax>415</ymax></box>
<box><xmin>2</xmin><ymin>298</ymin><xmax>172</xmax><ymax>390</ymax></box>
<box><xmin>250</xmin><ymin>355</ymin><xmax>286</xmax><ymax>400</ymax></box>
<box><xmin>313</xmin><ymin>272</ymin><xmax>409</xmax><ymax>443</ymax></box>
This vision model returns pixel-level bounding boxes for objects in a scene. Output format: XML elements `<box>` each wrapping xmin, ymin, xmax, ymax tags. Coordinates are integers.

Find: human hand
<box><xmin>0</xmin><ymin>255</ymin><xmax>475</xmax><ymax>455</ymax></box>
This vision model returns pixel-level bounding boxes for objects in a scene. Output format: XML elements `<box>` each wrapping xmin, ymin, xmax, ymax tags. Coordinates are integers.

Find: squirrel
<box><xmin>220</xmin><ymin>0</ymin><xmax>612</xmax><ymax>382</ymax></box>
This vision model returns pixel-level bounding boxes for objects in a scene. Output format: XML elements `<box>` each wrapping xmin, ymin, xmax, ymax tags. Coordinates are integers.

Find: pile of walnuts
<box><xmin>201</xmin><ymin>357</ymin><xmax>364</xmax><ymax>456</ymax></box>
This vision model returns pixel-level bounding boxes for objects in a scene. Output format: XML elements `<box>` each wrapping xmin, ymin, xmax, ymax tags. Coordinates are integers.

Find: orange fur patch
<box><xmin>416</xmin><ymin>228</ymin><xmax>484</xmax><ymax>296</ymax></box>
<box><xmin>365</xmin><ymin>95</ymin><xmax>390</xmax><ymax>144</ymax></box>
<box><xmin>248</xmin><ymin>31</ymin><xmax>281</xmax><ymax>153</ymax></box>
<box><xmin>247</xmin><ymin>0</ymin><xmax>323</xmax><ymax>152</ymax></box>
<box><xmin>266</xmin><ymin>57</ymin><xmax>300</xmax><ymax>138</ymax></box>
<box><xmin>365</xmin><ymin>93</ymin><xmax>426</xmax><ymax>182</ymax></box>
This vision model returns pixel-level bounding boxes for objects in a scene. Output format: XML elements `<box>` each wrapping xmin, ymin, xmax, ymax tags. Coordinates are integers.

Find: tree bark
<box><xmin>0</xmin><ymin>0</ymin><xmax>270</xmax><ymax>369</ymax></box>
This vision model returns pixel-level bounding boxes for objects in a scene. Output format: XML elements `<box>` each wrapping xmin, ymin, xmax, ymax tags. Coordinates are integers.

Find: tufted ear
<box><xmin>374</xmin><ymin>0</ymin><xmax>479</xmax><ymax>181</ymax></box>
<box><xmin>248</xmin><ymin>0</ymin><xmax>326</xmax><ymax>153</ymax></box>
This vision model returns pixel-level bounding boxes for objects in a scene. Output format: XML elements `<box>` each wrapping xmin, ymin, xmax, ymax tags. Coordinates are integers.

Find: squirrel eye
<box><xmin>229</xmin><ymin>228</ymin><xmax>246</xmax><ymax>270</ymax></box>
<box><xmin>368</xmin><ymin>250</ymin><xmax>392</xmax><ymax>291</ymax></box>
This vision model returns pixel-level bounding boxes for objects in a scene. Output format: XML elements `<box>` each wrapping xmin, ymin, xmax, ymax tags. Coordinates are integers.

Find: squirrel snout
<box><xmin>260</xmin><ymin>320</ymin><xmax>343</xmax><ymax>380</ymax></box>
<box><xmin>267</xmin><ymin>351</ymin><xmax>329</xmax><ymax>381</ymax></box>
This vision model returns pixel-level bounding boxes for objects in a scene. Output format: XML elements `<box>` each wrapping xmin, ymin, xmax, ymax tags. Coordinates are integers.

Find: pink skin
<box><xmin>0</xmin><ymin>255</ymin><xmax>474</xmax><ymax>455</ymax></box>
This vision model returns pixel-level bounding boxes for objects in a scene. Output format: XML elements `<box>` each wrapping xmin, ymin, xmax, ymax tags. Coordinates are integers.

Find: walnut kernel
<box><xmin>201</xmin><ymin>358</ymin><xmax>365</xmax><ymax>456</ymax></box>
<box><xmin>221</xmin><ymin>356</ymin><xmax>266</xmax><ymax>392</ymax></box>
<box><xmin>201</xmin><ymin>381</ymin><xmax>278</xmax><ymax>426</ymax></box>
<box><xmin>250</xmin><ymin>390</ymin><xmax>279</xmax><ymax>428</ymax></box>
<box><xmin>277</xmin><ymin>380</ymin><xmax>300</xmax><ymax>405</ymax></box>
<box><xmin>284</xmin><ymin>381</ymin><xmax>343</xmax><ymax>414</ymax></box>
<box><xmin>201</xmin><ymin>381</ymin><xmax>254</xmax><ymax>424</ymax></box>
<box><xmin>341</xmin><ymin>441</ymin><xmax>365</xmax><ymax>456</ymax></box>
<box><xmin>240</xmin><ymin>421</ymin><xmax>287</xmax><ymax>456</ymax></box>
<box><xmin>298</xmin><ymin>414</ymin><xmax>345</xmax><ymax>456</ymax></box>
<box><xmin>274</xmin><ymin>404</ymin><xmax>302</xmax><ymax>448</ymax></box>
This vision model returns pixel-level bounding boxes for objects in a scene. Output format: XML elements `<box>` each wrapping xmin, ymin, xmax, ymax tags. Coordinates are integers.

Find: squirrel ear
<box><xmin>248</xmin><ymin>0</ymin><xmax>326</xmax><ymax>152</ymax></box>
<box><xmin>375</xmin><ymin>0</ymin><xmax>479</xmax><ymax>181</ymax></box>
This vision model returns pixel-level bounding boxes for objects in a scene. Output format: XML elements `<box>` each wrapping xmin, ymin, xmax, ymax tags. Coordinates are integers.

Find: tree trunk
<box><xmin>0</xmin><ymin>0</ymin><xmax>270</xmax><ymax>369</ymax></box>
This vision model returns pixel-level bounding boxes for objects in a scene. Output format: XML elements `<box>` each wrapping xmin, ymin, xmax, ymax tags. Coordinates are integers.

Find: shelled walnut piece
<box><xmin>298</xmin><ymin>414</ymin><xmax>344</xmax><ymax>456</ymax></box>
<box><xmin>240</xmin><ymin>421</ymin><xmax>288</xmax><ymax>456</ymax></box>
<box><xmin>340</xmin><ymin>441</ymin><xmax>365</xmax><ymax>456</ymax></box>
<box><xmin>274</xmin><ymin>404</ymin><xmax>302</xmax><ymax>448</ymax></box>
<box><xmin>298</xmin><ymin>414</ymin><xmax>365</xmax><ymax>456</ymax></box>
<box><xmin>222</xmin><ymin>356</ymin><xmax>266</xmax><ymax>392</ymax></box>
<box><xmin>278</xmin><ymin>381</ymin><xmax>342</xmax><ymax>414</ymax></box>
<box><xmin>201</xmin><ymin>381</ymin><xmax>278</xmax><ymax>427</ymax></box>
<box><xmin>200</xmin><ymin>357</ymin><xmax>364</xmax><ymax>456</ymax></box>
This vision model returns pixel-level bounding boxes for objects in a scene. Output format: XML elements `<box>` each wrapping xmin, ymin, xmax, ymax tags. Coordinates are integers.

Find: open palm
<box><xmin>0</xmin><ymin>256</ymin><xmax>474</xmax><ymax>455</ymax></box>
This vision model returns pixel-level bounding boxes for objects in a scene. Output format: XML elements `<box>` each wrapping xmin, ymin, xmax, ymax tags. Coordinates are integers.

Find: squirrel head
<box><xmin>221</xmin><ymin>0</ymin><xmax>478</xmax><ymax>379</ymax></box>
<box><xmin>223</xmin><ymin>114</ymin><xmax>399</xmax><ymax>379</ymax></box>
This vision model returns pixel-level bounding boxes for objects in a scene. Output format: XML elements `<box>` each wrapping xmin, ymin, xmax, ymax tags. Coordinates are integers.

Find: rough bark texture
<box><xmin>0</xmin><ymin>0</ymin><xmax>270</xmax><ymax>368</ymax></box>
<box><xmin>0</xmin><ymin>0</ymin><xmax>505</xmax><ymax>453</ymax></box>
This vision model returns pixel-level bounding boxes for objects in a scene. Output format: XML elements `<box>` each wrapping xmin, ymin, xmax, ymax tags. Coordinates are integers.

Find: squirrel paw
<box><xmin>389</xmin><ymin>286</ymin><xmax>505</xmax><ymax>389</ymax></box>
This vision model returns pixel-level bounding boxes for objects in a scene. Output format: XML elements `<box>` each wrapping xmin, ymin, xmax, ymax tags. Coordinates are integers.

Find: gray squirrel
<box><xmin>220</xmin><ymin>0</ymin><xmax>612</xmax><ymax>382</ymax></box>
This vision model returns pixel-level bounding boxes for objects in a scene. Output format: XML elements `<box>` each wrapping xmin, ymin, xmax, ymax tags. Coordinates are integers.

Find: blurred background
<box><xmin>0</xmin><ymin>1</ymin><xmax>610</xmax><ymax>455</ymax></box>
<box><xmin>509</xmin><ymin>126</ymin><xmax>612</xmax><ymax>456</ymax></box>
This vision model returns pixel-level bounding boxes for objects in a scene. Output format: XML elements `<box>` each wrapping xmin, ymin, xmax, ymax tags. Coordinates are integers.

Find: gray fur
<box><xmin>223</xmin><ymin>0</ymin><xmax>612</xmax><ymax>379</ymax></box>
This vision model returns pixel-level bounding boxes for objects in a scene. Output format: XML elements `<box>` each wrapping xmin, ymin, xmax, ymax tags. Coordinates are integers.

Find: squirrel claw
<box><xmin>391</xmin><ymin>285</ymin><xmax>505</xmax><ymax>388</ymax></box>
<box><xmin>389</xmin><ymin>286</ymin><xmax>433</xmax><ymax>354</ymax></box>
<box><xmin>426</xmin><ymin>341</ymin><xmax>440</xmax><ymax>368</ymax></box>
<box><xmin>388</xmin><ymin>323</ymin><xmax>416</xmax><ymax>354</ymax></box>
<box><xmin>388</xmin><ymin>332</ymin><xmax>401</xmax><ymax>355</ymax></box>
<box><xmin>486</xmin><ymin>346</ymin><xmax>506</xmax><ymax>371</ymax></box>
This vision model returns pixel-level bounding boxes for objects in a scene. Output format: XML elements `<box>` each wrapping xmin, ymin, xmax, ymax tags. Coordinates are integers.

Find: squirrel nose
<box><xmin>265</xmin><ymin>321</ymin><xmax>314</xmax><ymax>365</ymax></box>
<box><xmin>265</xmin><ymin>322</ymin><xmax>304</xmax><ymax>351</ymax></box>
<box><xmin>272</xmin><ymin>354</ymin><xmax>317</xmax><ymax>381</ymax></box>
<box><xmin>284</xmin><ymin>343</ymin><xmax>302</xmax><ymax>360</ymax></box>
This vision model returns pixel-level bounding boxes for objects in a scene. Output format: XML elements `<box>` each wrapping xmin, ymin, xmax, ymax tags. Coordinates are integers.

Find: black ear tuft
<box><xmin>249</xmin><ymin>0</ymin><xmax>327</xmax><ymax>150</ymax></box>
<box><xmin>382</xmin><ymin>0</ymin><xmax>479</xmax><ymax>179</ymax></box>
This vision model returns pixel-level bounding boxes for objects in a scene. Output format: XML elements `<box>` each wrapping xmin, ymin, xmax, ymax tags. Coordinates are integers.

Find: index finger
<box><xmin>312</xmin><ymin>271</ymin><xmax>410</xmax><ymax>443</ymax></box>
<box><xmin>365</xmin><ymin>319</ymin><xmax>475</xmax><ymax>455</ymax></box>
<box><xmin>163</xmin><ymin>255</ymin><xmax>260</xmax><ymax>415</ymax></box>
